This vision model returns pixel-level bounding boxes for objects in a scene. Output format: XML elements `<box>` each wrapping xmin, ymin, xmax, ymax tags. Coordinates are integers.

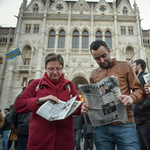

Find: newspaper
<box><xmin>143</xmin><ymin>73</ymin><xmax>150</xmax><ymax>91</ymax></box>
<box><xmin>36</xmin><ymin>95</ymin><xmax>81</xmax><ymax>121</ymax></box>
<box><xmin>78</xmin><ymin>76</ymin><xmax>128</xmax><ymax>126</ymax></box>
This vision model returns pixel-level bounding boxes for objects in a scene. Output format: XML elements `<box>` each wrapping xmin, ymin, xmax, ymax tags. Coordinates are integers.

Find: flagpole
<box><xmin>17</xmin><ymin>45</ymin><xmax>24</xmax><ymax>64</ymax></box>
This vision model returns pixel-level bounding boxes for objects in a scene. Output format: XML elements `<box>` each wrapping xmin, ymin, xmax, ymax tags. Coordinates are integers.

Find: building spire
<box><xmin>20</xmin><ymin>0</ymin><xmax>27</xmax><ymax>10</ymax></box>
<box><xmin>133</xmin><ymin>0</ymin><xmax>137</xmax><ymax>11</ymax></box>
<box><xmin>113</xmin><ymin>0</ymin><xmax>116</xmax><ymax>10</ymax></box>
<box><xmin>46</xmin><ymin>0</ymin><xmax>50</xmax><ymax>8</ymax></box>
<box><xmin>23</xmin><ymin>0</ymin><xmax>27</xmax><ymax>7</ymax></box>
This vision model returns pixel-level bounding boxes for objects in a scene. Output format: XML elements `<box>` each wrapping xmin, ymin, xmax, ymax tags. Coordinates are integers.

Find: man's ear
<box><xmin>108</xmin><ymin>48</ymin><xmax>111</xmax><ymax>54</ymax></box>
<box><xmin>138</xmin><ymin>64</ymin><xmax>141</xmax><ymax>69</ymax></box>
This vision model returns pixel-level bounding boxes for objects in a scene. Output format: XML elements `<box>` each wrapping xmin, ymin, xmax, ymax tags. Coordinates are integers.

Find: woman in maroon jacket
<box><xmin>15</xmin><ymin>53</ymin><xmax>81</xmax><ymax>150</ymax></box>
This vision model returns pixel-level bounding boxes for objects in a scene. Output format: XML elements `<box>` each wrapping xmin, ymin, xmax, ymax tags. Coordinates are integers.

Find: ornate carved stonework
<box><xmin>83</xmin><ymin>57</ymin><xmax>88</xmax><ymax>63</ymax></box>
<box><xmin>72</xmin><ymin>57</ymin><xmax>77</xmax><ymax>62</ymax></box>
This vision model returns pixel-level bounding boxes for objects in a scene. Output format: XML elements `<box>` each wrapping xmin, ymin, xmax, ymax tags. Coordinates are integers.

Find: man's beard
<box><xmin>135</xmin><ymin>68</ymin><xmax>139</xmax><ymax>75</ymax></box>
<box><xmin>99</xmin><ymin>61</ymin><xmax>111</xmax><ymax>69</ymax></box>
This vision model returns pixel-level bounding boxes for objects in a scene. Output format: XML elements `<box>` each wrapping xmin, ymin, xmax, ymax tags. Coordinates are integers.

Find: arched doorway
<box><xmin>72</xmin><ymin>76</ymin><xmax>88</xmax><ymax>102</ymax></box>
<box><xmin>125</xmin><ymin>46</ymin><xmax>134</xmax><ymax>62</ymax></box>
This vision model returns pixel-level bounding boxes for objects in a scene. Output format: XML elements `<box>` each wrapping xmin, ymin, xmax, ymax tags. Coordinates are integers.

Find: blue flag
<box><xmin>5</xmin><ymin>48</ymin><xmax>21</xmax><ymax>60</ymax></box>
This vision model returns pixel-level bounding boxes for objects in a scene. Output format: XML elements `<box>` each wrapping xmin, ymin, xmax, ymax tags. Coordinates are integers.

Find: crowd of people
<box><xmin>0</xmin><ymin>40</ymin><xmax>150</xmax><ymax>150</ymax></box>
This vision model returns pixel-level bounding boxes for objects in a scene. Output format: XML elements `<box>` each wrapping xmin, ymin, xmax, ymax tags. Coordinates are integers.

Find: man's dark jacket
<box><xmin>0</xmin><ymin>112</ymin><xmax>12</xmax><ymax>132</ymax></box>
<box><xmin>73</xmin><ymin>115</ymin><xmax>84</xmax><ymax>130</ymax></box>
<box><xmin>11</xmin><ymin>87</ymin><xmax>31</xmax><ymax>135</ymax></box>
<box><xmin>133</xmin><ymin>71</ymin><xmax>150</xmax><ymax>124</ymax></box>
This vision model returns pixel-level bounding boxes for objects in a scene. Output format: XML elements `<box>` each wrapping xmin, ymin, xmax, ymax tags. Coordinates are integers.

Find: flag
<box><xmin>5</xmin><ymin>48</ymin><xmax>21</xmax><ymax>60</ymax></box>
<box><xmin>128</xmin><ymin>49</ymin><xmax>134</xmax><ymax>64</ymax></box>
<box><xmin>128</xmin><ymin>58</ymin><xmax>133</xmax><ymax>64</ymax></box>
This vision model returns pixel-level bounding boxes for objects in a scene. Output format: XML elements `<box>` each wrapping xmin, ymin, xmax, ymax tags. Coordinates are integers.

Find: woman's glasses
<box><xmin>46</xmin><ymin>68</ymin><xmax>63</xmax><ymax>73</ymax></box>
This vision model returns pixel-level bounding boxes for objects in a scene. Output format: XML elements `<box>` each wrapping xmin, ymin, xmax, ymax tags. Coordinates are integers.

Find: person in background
<box><xmin>144</xmin><ymin>82</ymin><xmax>150</xmax><ymax>100</ymax></box>
<box><xmin>15</xmin><ymin>53</ymin><xmax>81</xmax><ymax>150</ymax></box>
<box><xmin>0</xmin><ymin>109</ymin><xmax>4</xmax><ymax>139</ymax></box>
<box><xmin>73</xmin><ymin>115</ymin><xmax>84</xmax><ymax>150</ymax></box>
<box><xmin>0</xmin><ymin>108</ymin><xmax>12</xmax><ymax>150</ymax></box>
<box><xmin>132</xmin><ymin>59</ymin><xmax>150</xmax><ymax>150</ymax></box>
<box><xmin>81</xmin><ymin>40</ymin><xmax>145</xmax><ymax>150</ymax></box>
<box><xmin>11</xmin><ymin>79</ymin><xmax>34</xmax><ymax>150</ymax></box>
<box><xmin>7</xmin><ymin>105</ymin><xmax>17</xmax><ymax>150</ymax></box>
<box><xmin>82</xmin><ymin>114</ymin><xmax>93</xmax><ymax>150</ymax></box>
<box><xmin>0</xmin><ymin>109</ymin><xmax>4</xmax><ymax>128</ymax></box>
<box><xmin>144</xmin><ymin>84</ymin><xmax>150</xmax><ymax>99</ymax></box>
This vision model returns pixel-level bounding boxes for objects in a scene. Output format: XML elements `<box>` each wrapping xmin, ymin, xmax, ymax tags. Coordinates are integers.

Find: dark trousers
<box><xmin>7</xmin><ymin>140</ymin><xmax>17</xmax><ymax>150</ymax></box>
<box><xmin>74</xmin><ymin>129</ymin><xmax>82</xmax><ymax>150</ymax></box>
<box><xmin>17</xmin><ymin>134</ymin><xmax>28</xmax><ymax>150</ymax></box>
<box><xmin>136</xmin><ymin>122</ymin><xmax>150</xmax><ymax>150</ymax></box>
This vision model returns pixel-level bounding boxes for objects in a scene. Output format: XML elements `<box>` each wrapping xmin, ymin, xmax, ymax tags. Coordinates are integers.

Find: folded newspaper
<box><xmin>78</xmin><ymin>76</ymin><xmax>128</xmax><ymax>126</ymax></box>
<box><xmin>36</xmin><ymin>95</ymin><xmax>81</xmax><ymax>121</ymax></box>
<box><xmin>143</xmin><ymin>73</ymin><xmax>150</xmax><ymax>91</ymax></box>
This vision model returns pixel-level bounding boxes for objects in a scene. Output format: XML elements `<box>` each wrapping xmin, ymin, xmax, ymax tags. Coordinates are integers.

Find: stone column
<box><xmin>35</xmin><ymin>12</ymin><xmax>47</xmax><ymax>79</ymax></box>
<box><xmin>90</xmin><ymin>4</ymin><xmax>94</xmax><ymax>66</ymax></box>
<box><xmin>0</xmin><ymin>34</ymin><xmax>10</xmax><ymax>94</ymax></box>
<box><xmin>66</xmin><ymin>4</ymin><xmax>71</xmax><ymax>67</ymax></box>
<box><xmin>113</xmin><ymin>1</ymin><xmax>119</xmax><ymax>59</ymax></box>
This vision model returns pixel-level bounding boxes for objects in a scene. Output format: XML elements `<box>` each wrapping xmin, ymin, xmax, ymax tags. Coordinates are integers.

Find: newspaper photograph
<box><xmin>143</xmin><ymin>73</ymin><xmax>150</xmax><ymax>91</ymax></box>
<box><xmin>78</xmin><ymin>76</ymin><xmax>128</xmax><ymax>126</ymax></box>
<box><xmin>36</xmin><ymin>95</ymin><xmax>81</xmax><ymax>121</ymax></box>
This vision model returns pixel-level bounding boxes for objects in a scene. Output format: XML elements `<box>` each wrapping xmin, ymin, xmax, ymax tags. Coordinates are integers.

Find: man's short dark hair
<box><xmin>134</xmin><ymin>59</ymin><xmax>146</xmax><ymax>71</ymax></box>
<box><xmin>4</xmin><ymin>108</ymin><xmax>10</xmax><ymax>111</ymax></box>
<box><xmin>90</xmin><ymin>40</ymin><xmax>109</xmax><ymax>53</ymax></box>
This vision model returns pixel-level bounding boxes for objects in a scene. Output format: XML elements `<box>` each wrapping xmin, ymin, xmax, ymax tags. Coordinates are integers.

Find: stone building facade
<box><xmin>143</xmin><ymin>29</ymin><xmax>150</xmax><ymax>71</ymax></box>
<box><xmin>0</xmin><ymin>0</ymin><xmax>148</xmax><ymax>109</ymax></box>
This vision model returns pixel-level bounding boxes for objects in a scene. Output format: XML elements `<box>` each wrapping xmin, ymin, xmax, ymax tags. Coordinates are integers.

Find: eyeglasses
<box><xmin>46</xmin><ymin>68</ymin><xmax>63</xmax><ymax>72</ymax></box>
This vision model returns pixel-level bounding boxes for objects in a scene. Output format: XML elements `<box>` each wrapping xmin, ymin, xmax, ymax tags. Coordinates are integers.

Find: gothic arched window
<box><xmin>100</xmin><ymin>6</ymin><xmax>106</xmax><ymax>12</ymax></box>
<box><xmin>34</xmin><ymin>25</ymin><xmax>39</xmax><ymax>33</ymax></box>
<box><xmin>121</xmin><ymin>27</ymin><xmax>126</xmax><ymax>35</ymax></box>
<box><xmin>128</xmin><ymin>27</ymin><xmax>134</xmax><ymax>35</ymax></box>
<box><xmin>105</xmin><ymin>31</ymin><xmax>112</xmax><ymax>49</ymax></box>
<box><xmin>82</xmin><ymin>30</ymin><xmax>89</xmax><ymax>49</ymax></box>
<box><xmin>0</xmin><ymin>57</ymin><xmax>3</xmax><ymax>73</ymax></box>
<box><xmin>96</xmin><ymin>31</ymin><xmax>102</xmax><ymax>40</ymax></box>
<box><xmin>72</xmin><ymin>30</ymin><xmax>79</xmax><ymax>49</ymax></box>
<box><xmin>48</xmin><ymin>30</ymin><xmax>56</xmax><ymax>48</ymax></box>
<box><xmin>25</xmin><ymin>25</ymin><xmax>31</xmax><ymax>33</ymax></box>
<box><xmin>58</xmin><ymin>30</ymin><xmax>65</xmax><ymax>48</ymax></box>
<box><xmin>33</xmin><ymin>4</ymin><xmax>39</xmax><ymax>13</ymax></box>
<box><xmin>10</xmin><ymin>38</ymin><xmax>13</xmax><ymax>43</ymax></box>
<box><xmin>123</xmin><ymin>7</ymin><xmax>128</xmax><ymax>15</ymax></box>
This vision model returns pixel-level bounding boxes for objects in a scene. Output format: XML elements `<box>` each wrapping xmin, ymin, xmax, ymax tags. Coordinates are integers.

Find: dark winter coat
<box><xmin>11</xmin><ymin>87</ymin><xmax>30</xmax><ymax>135</ymax></box>
<box><xmin>132</xmin><ymin>71</ymin><xmax>150</xmax><ymax>123</ymax></box>
<box><xmin>0</xmin><ymin>112</ymin><xmax>12</xmax><ymax>132</ymax></box>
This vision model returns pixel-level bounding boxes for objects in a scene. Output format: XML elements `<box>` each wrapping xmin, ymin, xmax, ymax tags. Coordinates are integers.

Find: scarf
<box><xmin>44</xmin><ymin>72</ymin><xmax>64</xmax><ymax>92</ymax></box>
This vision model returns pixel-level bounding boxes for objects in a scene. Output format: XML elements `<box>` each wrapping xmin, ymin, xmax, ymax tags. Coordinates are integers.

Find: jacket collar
<box><xmin>110</xmin><ymin>58</ymin><xmax>116</xmax><ymax>68</ymax></box>
<box><xmin>138</xmin><ymin>70</ymin><xmax>145</xmax><ymax>79</ymax></box>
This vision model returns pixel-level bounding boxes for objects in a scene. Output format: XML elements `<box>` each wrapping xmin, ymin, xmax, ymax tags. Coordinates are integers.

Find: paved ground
<box><xmin>0</xmin><ymin>137</ymin><xmax>96</xmax><ymax>150</ymax></box>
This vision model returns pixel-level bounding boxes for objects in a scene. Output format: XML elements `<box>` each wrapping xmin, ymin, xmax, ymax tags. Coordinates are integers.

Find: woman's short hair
<box><xmin>45</xmin><ymin>53</ymin><xmax>64</xmax><ymax>67</ymax></box>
